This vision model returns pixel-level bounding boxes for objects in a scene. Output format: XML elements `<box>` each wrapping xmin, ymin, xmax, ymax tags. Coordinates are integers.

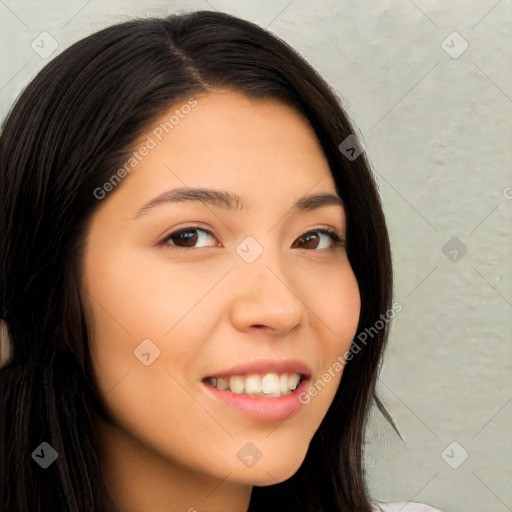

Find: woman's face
<box><xmin>81</xmin><ymin>90</ymin><xmax>360</xmax><ymax>492</ymax></box>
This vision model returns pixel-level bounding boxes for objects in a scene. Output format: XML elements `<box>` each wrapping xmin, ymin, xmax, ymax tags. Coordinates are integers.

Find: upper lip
<box><xmin>203</xmin><ymin>359</ymin><xmax>313</xmax><ymax>379</ymax></box>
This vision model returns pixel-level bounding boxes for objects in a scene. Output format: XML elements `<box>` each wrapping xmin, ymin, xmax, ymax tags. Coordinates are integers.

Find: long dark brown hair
<box><xmin>0</xmin><ymin>11</ymin><xmax>393</xmax><ymax>511</ymax></box>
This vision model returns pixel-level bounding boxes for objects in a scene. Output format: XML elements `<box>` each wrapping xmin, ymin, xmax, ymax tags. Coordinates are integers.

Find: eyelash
<box><xmin>158</xmin><ymin>226</ymin><xmax>345</xmax><ymax>252</ymax></box>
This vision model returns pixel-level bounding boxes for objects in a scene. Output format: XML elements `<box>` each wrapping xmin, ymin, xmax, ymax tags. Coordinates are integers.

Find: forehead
<box><xmin>98</xmin><ymin>90</ymin><xmax>338</xmax><ymax>218</ymax></box>
<box><xmin>135</xmin><ymin>91</ymin><xmax>331</xmax><ymax>179</ymax></box>
<box><xmin>141</xmin><ymin>89</ymin><xmax>323</xmax><ymax>149</ymax></box>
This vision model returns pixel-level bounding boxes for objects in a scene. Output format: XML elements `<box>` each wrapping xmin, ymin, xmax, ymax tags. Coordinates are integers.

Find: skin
<box><xmin>80</xmin><ymin>90</ymin><xmax>360</xmax><ymax>512</ymax></box>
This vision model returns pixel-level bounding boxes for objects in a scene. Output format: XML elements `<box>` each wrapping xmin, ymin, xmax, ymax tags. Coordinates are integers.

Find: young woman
<box><xmin>0</xmin><ymin>10</ymin><xmax>442</xmax><ymax>512</ymax></box>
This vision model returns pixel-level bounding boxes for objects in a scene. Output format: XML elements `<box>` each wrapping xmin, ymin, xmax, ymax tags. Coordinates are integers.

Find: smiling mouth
<box><xmin>202</xmin><ymin>372</ymin><xmax>306</xmax><ymax>398</ymax></box>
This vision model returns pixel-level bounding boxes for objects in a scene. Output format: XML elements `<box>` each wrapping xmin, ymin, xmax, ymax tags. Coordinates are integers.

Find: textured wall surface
<box><xmin>1</xmin><ymin>1</ymin><xmax>511</xmax><ymax>511</ymax></box>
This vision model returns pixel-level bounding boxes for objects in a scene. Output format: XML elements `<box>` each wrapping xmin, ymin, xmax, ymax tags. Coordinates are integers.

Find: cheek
<box><xmin>313</xmin><ymin>265</ymin><xmax>361</xmax><ymax>354</ymax></box>
<box><xmin>80</xmin><ymin>244</ymin><xmax>233</xmax><ymax>416</ymax></box>
<box><xmin>82</xmin><ymin>244</ymin><xmax>230</xmax><ymax>343</ymax></box>
<box><xmin>302</xmin><ymin>266</ymin><xmax>360</xmax><ymax>410</ymax></box>
<box><xmin>81</xmin><ymin>250</ymin><xmax>232</xmax><ymax>474</ymax></box>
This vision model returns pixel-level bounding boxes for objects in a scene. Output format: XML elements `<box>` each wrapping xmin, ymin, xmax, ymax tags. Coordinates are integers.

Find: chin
<box><xmin>231</xmin><ymin>448</ymin><xmax>307</xmax><ymax>487</ymax></box>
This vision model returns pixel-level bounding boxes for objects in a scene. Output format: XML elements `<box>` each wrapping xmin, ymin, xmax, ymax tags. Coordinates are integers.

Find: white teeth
<box><xmin>229</xmin><ymin>375</ymin><xmax>244</xmax><ymax>394</ymax></box>
<box><xmin>244</xmin><ymin>374</ymin><xmax>262</xmax><ymax>395</ymax></box>
<box><xmin>279</xmin><ymin>374</ymin><xmax>289</xmax><ymax>394</ymax></box>
<box><xmin>287</xmin><ymin>373</ymin><xmax>300</xmax><ymax>391</ymax></box>
<box><xmin>206</xmin><ymin>372</ymin><xmax>303</xmax><ymax>397</ymax></box>
<box><xmin>261</xmin><ymin>373</ymin><xmax>280</xmax><ymax>394</ymax></box>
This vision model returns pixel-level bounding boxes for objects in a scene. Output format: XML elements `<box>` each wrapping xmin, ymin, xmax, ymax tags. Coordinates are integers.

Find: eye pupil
<box><xmin>174</xmin><ymin>230</ymin><xmax>198</xmax><ymax>247</ymax></box>
<box><xmin>299</xmin><ymin>233</ymin><xmax>319</xmax><ymax>249</ymax></box>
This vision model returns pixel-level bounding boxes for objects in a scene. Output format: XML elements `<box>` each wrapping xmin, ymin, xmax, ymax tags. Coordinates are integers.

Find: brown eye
<box><xmin>292</xmin><ymin>229</ymin><xmax>344</xmax><ymax>250</ymax></box>
<box><xmin>294</xmin><ymin>232</ymin><xmax>321</xmax><ymax>249</ymax></box>
<box><xmin>169</xmin><ymin>229</ymin><xmax>198</xmax><ymax>247</ymax></box>
<box><xmin>162</xmin><ymin>228</ymin><xmax>218</xmax><ymax>250</ymax></box>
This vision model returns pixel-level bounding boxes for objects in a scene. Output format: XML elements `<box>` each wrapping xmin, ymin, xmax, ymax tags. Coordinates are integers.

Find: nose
<box><xmin>229</xmin><ymin>257</ymin><xmax>308</xmax><ymax>336</ymax></box>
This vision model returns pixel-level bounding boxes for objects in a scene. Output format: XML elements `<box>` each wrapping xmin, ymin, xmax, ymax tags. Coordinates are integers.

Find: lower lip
<box><xmin>202</xmin><ymin>378</ymin><xmax>310</xmax><ymax>422</ymax></box>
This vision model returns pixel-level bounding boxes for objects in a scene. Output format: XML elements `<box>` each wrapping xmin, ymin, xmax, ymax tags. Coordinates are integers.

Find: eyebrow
<box><xmin>135</xmin><ymin>187</ymin><xmax>343</xmax><ymax>217</ymax></box>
